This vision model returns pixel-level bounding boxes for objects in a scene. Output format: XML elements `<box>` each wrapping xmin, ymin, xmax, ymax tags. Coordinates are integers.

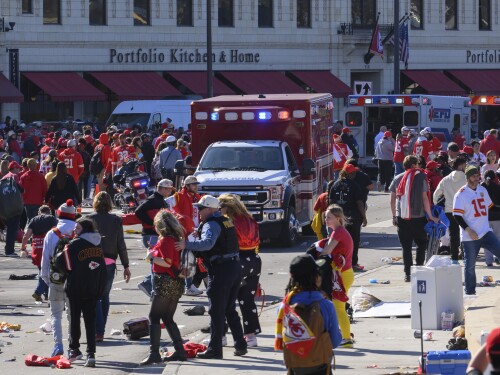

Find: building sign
<box><xmin>109</xmin><ymin>48</ymin><xmax>260</xmax><ymax>64</ymax></box>
<box><xmin>428</xmin><ymin>107</ymin><xmax>450</xmax><ymax>123</ymax></box>
<box><xmin>353</xmin><ymin>81</ymin><xmax>372</xmax><ymax>95</ymax></box>
<box><xmin>466</xmin><ymin>49</ymin><xmax>500</xmax><ymax>63</ymax></box>
<box><xmin>8</xmin><ymin>49</ymin><xmax>19</xmax><ymax>88</ymax></box>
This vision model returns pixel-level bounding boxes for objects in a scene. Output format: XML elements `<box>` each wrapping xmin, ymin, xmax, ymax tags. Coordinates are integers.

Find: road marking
<box><xmin>366</xmin><ymin>219</ymin><xmax>394</xmax><ymax>228</ymax></box>
<box><xmin>113</xmin><ymin>275</ymin><xmax>145</xmax><ymax>284</ymax></box>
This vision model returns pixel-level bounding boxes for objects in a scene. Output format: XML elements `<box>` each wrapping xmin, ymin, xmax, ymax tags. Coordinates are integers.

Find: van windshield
<box><xmin>106</xmin><ymin>113</ymin><xmax>150</xmax><ymax>129</ymax></box>
<box><xmin>199</xmin><ymin>146</ymin><xmax>284</xmax><ymax>171</ymax></box>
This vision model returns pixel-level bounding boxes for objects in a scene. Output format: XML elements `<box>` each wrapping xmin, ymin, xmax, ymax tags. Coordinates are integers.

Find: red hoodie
<box><xmin>480</xmin><ymin>135</ymin><xmax>500</xmax><ymax>158</ymax></box>
<box><xmin>20</xmin><ymin>170</ymin><xmax>48</xmax><ymax>205</ymax></box>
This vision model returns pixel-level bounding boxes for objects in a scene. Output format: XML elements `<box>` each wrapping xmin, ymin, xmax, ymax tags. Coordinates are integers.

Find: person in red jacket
<box><xmin>110</xmin><ymin>134</ymin><xmax>136</xmax><ymax>175</ymax></box>
<box><xmin>332</xmin><ymin>134</ymin><xmax>352</xmax><ymax>180</ymax></box>
<box><xmin>480</xmin><ymin>129</ymin><xmax>500</xmax><ymax>159</ymax></box>
<box><xmin>424</xmin><ymin>160</ymin><xmax>443</xmax><ymax>197</ymax></box>
<box><xmin>58</xmin><ymin>139</ymin><xmax>84</xmax><ymax>185</ymax></box>
<box><xmin>40</xmin><ymin>137</ymin><xmax>53</xmax><ymax>162</ymax></box>
<box><xmin>166</xmin><ymin>175</ymin><xmax>202</xmax><ymax>296</ymax></box>
<box><xmin>413</xmin><ymin>129</ymin><xmax>434</xmax><ymax>161</ymax></box>
<box><xmin>20</xmin><ymin>158</ymin><xmax>48</xmax><ymax>222</ymax></box>
<box><xmin>393</xmin><ymin>127</ymin><xmax>410</xmax><ymax>175</ymax></box>
<box><xmin>218</xmin><ymin>193</ymin><xmax>261</xmax><ymax>348</ymax></box>
<box><xmin>95</xmin><ymin>133</ymin><xmax>111</xmax><ymax>194</ymax></box>
<box><xmin>154</xmin><ymin>129</ymin><xmax>170</xmax><ymax>150</ymax></box>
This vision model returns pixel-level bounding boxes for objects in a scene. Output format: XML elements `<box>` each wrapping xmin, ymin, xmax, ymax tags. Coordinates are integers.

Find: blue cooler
<box><xmin>426</xmin><ymin>350</ymin><xmax>471</xmax><ymax>375</ymax></box>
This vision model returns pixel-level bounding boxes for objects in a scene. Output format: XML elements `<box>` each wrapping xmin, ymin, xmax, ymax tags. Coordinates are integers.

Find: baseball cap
<box><xmin>423</xmin><ymin>127</ymin><xmax>432</xmax><ymax>133</ymax></box>
<box><xmin>484</xmin><ymin>130</ymin><xmax>491</xmax><ymax>137</ymax></box>
<box><xmin>341</xmin><ymin>127</ymin><xmax>352</xmax><ymax>134</ymax></box>
<box><xmin>8</xmin><ymin>161</ymin><xmax>21</xmax><ymax>170</ymax></box>
<box><xmin>157</xmin><ymin>179</ymin><xmax>174</xmax><ymax>189</ymax></box>
<box><xmin>289</xmin><ymin>254</ymin><xmax>325</xmax><ymax>279</ymax></box>
<box><xmin>384</xmin><ymin>131</ymin><xmax>392</xmax><ymax>138</ymax></box>
<box><xmin>420</xmin><ymin>128</ymin><xmax>430</xmax><ymax>136</ymax></box>
<box><xmin>426</xmin><ymin>161</ymin><xmax>439</xmax><ymax>170</ymax></box>
<box><xmin>343</xmin><ymin>164</ymin><xmax>359</xmax><ymax>174</ymax></box>
<box><xmin>333</xmin><ymin>134</ymin><xmax>341</xmax><ymax>143</ymax></box>
<box><xmin>166</xmin><ymin>135</ymin><xmax>176</xmax><ymax>143</ymax></box>
<box><xmin>67</xmin><ymin>139</ymin><xmax>77</xmax><ymax>147</ymax></box>
<box><xmin>465</xmin><ymin>165</ymin><xmax>480</xmax><ymax>179</ymax></box>
<box><xmin>461</xmin><ymin>146</ymin><xmax>474</xmax><ymax>156</ymax></box>
<box><xmin>183</xmin><ymin>176</ymin><xmax>200</xmax><ymax>186</ymax></box>
<box><xmin>124</xmin><ymin>129</ymin><xmax>131</xmax><ymax>136</ymax></box>
<box><xmin>401</xmin><ymin>126</ymin><xmax>410</xmax><ymax>132</ymax></box>
<box><xmin>486</xmin><ymin>327</ymin><xmax>500</xmax><ymax>360</ymax></box>
<box><xmin>193</xmin><ymin>195</ymin><xmax>219</xmax><ymax>209</ymax></box>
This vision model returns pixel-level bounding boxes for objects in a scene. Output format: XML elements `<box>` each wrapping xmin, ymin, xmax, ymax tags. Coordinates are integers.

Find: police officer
<box><xmin>176</xmin><ymin>195</ymin><xmax>247</xmax><ymax>359</ymax></box>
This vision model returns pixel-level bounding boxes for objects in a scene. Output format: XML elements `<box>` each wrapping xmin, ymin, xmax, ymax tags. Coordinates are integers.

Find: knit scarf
<box><xmin>396</xmin><ymin>168</ymin><xmax>430</xmax><ymax>219</ymax></box>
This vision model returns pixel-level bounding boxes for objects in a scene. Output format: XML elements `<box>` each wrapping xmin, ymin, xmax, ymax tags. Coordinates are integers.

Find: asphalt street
<box><xmin>0</xmin><ymin>190</ymin><xmax>404</xmax><ymax>374</ymax></box>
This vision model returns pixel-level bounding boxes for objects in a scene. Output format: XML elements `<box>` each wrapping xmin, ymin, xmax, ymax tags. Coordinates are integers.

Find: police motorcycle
<box><xmin>113</xmin><ymin>158</ymin><xmax>150</xmax><ymax>213</ymax></box>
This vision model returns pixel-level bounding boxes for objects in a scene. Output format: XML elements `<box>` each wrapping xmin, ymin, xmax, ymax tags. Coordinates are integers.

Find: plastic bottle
<box><xmin>381</xmin><ymin>257</ymin><xmax>393</xmax><ymax>264</ymax></box>
<box><xmin>369</xmin><ymin>279</ymin><xmax>378</xmax><ymax>283</ymax></box>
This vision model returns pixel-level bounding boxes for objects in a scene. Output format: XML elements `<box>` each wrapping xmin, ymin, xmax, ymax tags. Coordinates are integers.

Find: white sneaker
<box><xmin>202</xmin><ymin>336</ymin><xmax>227</xmax><ymax>346</ymax></box>
<box><xmin>245</xmin><ymin>335</ymin><xmax>258</xmax><ymax>347</ymax></box>
<box><xmin>184</xmin><ymin>285</ymin><xmax>203</xmax><ymax>296</ymax></box>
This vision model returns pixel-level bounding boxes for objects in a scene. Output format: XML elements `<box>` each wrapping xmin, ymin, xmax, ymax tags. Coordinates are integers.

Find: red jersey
<box><xmin>329</xmin><ymin>226</ymin><xmax>353</xmax><ymax>272</ymax></box>
<box><xmin>393</xmin><ymin>137</ymin><xmax>409</xmax><ymax>163</ymax></box>
<box><xmin>110</xmin><ymin>144</ymin><xmax>136</xmax><ymax>171</ymax></box>
<box><xmin>430</xmin><ymin>137</ymin><xmax>442</xmax><ymax>152</ymax></box>
<box><xmin>232</xmin><ymin>215</ymin><xmax>260</xmax><ymax>251</ymax></box>
<box><xmin>167</xmin><ymin>187</ymin><xmax>201</xmax><ymax>231</ymax></box>
<box><xmin>333</xmin><ymin>143</ymin><xmax>351</xmax><ymax>171</ymax></box>
<box><xmin>151</xmin><ymin>236</ymin><xmax>180</xmax><ymax>277</ymax></box>
<box><xmin>40</xmin><ymin>145</ymin><xmax>52</xmax><ymax>162</ymax></box>
<box><xmin>154</xmin><ymin>134</ymin><xmax>168</xmax><ymax>150</ymax></box>
<box><xmin>453</xmin><ymin>134</ymin><xmax>466</xmax><ymax>150</ymax></box>
<box><xmin>313</xmin><ymin>192</ymin><xmax>328</xmax><ymax>213</ymax></box>
<box><xmin>58</xmin><ymin>148</ymin><xmax>84</xmax><ymax>183</ymax></box>
<box><xmin>413</xmin><ymin>139</ymin><xmax>434</xmax><ymax>161</ymax></box>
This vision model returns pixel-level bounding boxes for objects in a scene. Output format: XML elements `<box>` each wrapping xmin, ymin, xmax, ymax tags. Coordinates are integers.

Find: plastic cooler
<box><xmin>426</xmin><ymin>350</ymin><xmax>471</xmax><ymax>375</ymax></box>
<box><xmin>410</xmin><ymin>264</ymin><xmax>463</xmax><ymax>330</ymax></box>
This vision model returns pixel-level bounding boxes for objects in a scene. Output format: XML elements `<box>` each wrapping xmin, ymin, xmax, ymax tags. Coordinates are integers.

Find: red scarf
<box><xmin>396</xmin><ymin>168</ymin><xmax>431</xmax><ymax>219</ymax></box>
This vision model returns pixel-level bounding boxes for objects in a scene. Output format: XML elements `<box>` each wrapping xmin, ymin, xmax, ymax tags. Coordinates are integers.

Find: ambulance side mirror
<box><xmin>301</xmin><ymin>158</ymin><xmax>315</xmax><ymax>175</ymax></box>
<box><xmin>174</xmin><ymin>160</ymin><xmax>185</xmax><ymax>176</ymax></box>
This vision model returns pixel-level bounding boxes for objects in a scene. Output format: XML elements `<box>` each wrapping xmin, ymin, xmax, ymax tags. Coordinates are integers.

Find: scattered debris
<box><xmin>110</xmin><ymin>329</ymin><xmax>122</xmax><ymax>336</ymax></box>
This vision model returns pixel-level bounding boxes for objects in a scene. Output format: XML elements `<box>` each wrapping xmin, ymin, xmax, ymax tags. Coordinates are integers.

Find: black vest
<box><xmin>197</xmin><ymin>215</ymin><xmax>239</xmax><ymax>259</ymax></box>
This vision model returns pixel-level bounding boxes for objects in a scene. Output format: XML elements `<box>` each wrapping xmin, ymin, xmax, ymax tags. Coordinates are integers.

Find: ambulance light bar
<box><xmin>364</xmin><ymin>98</ymin><xmax>373</xmax><ymax>104</ymax></box>
<box><xmin>495</xmin><ymin>98</ymin><xmax>500</xmax><ymax>104</ymax></box>
<box><xmin>481</xmin><ymin>97</ymin><xmax>488</xmax><ymax>103</ymax></box>
<box><xmin>379</xmin><ymin>98</ymin><xmax>389</xmax><ymax>104</ymax></box>
<box><xmin>396</xmin><ymin>98</ymin><xmax>404</xmax><ymax>104</ymax></box>
<box><xmin>349</xmin><ymin>98</ymin><xmax>358</xmax><ymax>105</ymax></box>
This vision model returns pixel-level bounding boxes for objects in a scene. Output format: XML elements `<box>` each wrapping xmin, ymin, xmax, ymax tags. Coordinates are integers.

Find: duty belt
<box><xmin>209</xmin><ymin>254</ymin><xmax>239</xmax><ymax>265</ymax></box>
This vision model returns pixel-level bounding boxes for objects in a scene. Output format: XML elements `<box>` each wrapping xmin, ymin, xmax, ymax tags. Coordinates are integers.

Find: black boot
<box><xmin>140</xmin><ymin>324</ymin><xmax>162</xmax><ymax>365</ymax></box>
<box><xmin>163</xmin><ymin>323</ymin><xmax>187</xmax><ymax>362</ymax></box>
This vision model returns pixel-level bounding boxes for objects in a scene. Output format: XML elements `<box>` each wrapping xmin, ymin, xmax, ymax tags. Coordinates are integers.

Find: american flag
<box><xmin>387</xmin><ymin>21</ymin><xmax>409</xmax><ymax>69</ymax></box>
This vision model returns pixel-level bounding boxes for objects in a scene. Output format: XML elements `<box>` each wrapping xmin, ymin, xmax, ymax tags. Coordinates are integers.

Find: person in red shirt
<box><xmin>332</xmin><ymin>134</ymin><xmax>352</xmax><ymax>179</ymax></box>
<box><xmin>40</xmin><ymin>138</ymin><xmax>53</xmax><ymax>162</ymax></box>
<box><xmin>20</xmin><ymin>158</ymin><xmax>48</xmax><ymax>222</ymax></box>
<box><xmin>424</xmin><ymin>160</ymin><xmax>443</xmax><ymax>196</ymax></box>
<box><xmin>413</xmin><ymin>129</ymin><xmax>434</xmax><ymax>162</ymax></box>
<box><xmin>320</xmin><ymin>204</ymin><xmax>354</xmax><ymax>348</ymax></box>
<box><xmin>58</xmin><ymin>139</ymin><xmax>84</xmax><ymax>184</ymax></box>
<box><xmin>419</xmin><ymin>127</ymin><xmax>442</xmax><ymax>153</ymax></box>
<box><xmin>154</xmin><ymin>129</ymin><xmax>170</xmax><ymax>150</ymax></box>
<box><xmin>140</xmin><ymin>210</ymin><xmax>186</xmax><ymax>365</ymax></box>
<box><xmin>56</xmin><ymin>138</ymin><xmax>67</xmax><ymax>156</ymax></box>
<box><xmin>480</xmin><ymin>129</ymin><xmax>500</xmax><ymax>159</ymax></box>
<box><xmin>312</xmin><ymin>192</ymin><xmax>329</xmax><ymax>239</ymax></box>
<box><xmin>452</xmin><ymin>128</ymin><xmax>466</xmax><ymax>150</ymax></box>
<box><xmin>110</xmin><ymin>134</ymin><xmax>136</xmax><ymax>175</ymax></box>
<box><xmin>95</xmin><ymin>133</ymin><xmax>111</xmax><ymax>193</ymax></box>
<box><xmin>394</xmin><ymin>127</ymin><xmax>410</xmax><ymax>175</ymax></box>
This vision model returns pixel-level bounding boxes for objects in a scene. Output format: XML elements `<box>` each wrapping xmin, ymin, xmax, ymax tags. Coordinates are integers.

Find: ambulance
<box><xmin>180</xmin><ymin>93</ymin><xmax>334</xmax><ymax>246</ymax></box>
<box><xmin>344</xmin><ymin>94</ymin><xmax>472</xmax><ymax>159</ymax></box>
<box><xmin>470</xmin><ymin>96</ymin><xmax>500</xmax><ymax>137</ymax></box>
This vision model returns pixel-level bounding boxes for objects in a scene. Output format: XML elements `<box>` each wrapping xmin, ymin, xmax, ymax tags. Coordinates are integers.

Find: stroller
<box><xmin>424</xmin><ymin>205</ymin><xmax>450</xmax><ymax>263</ymax></box>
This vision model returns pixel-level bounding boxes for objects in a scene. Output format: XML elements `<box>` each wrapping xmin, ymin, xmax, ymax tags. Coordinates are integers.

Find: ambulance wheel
<box><xmin>279</xmin><ymin>206</ymin><xmax>299</xmax><ymax>247</ymax></box>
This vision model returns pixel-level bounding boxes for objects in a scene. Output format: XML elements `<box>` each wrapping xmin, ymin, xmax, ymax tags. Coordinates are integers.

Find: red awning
<box><xmin>169</xmin><ymin>72</ymin><xmax>235</xmax><ymax>96</ymax></box>
<box><xmin>402</xmin><ymin>70</ymin><xmax>466</xmax><ymax>96</ymax></box>
<box><xmin>289</xmin><ymin>71</ymin><xmax>352</xmax><ymax>97</ymax></box>
<box><xmin>219</xmin><ymin>71</ymin><xmax>305</xmax><ymax>94</ymax></box>
<box><xmin>23</xmin><ymin>72</ymin><xmax>106</xmax><ymax>102</ymax></box>
<box><xmin>0</xmin><ymin>73</ymin><xmax>23</xmax><ymax>103</ymax></box>
<box><xmin>90</xmin><ymin>72</ymin><xmax>181</xmax><ymax>100</ymax></box>
<box><xmin>447</xmin><ymin>70</ymin><xmax>500</xmax><ymax>95</ymax></box>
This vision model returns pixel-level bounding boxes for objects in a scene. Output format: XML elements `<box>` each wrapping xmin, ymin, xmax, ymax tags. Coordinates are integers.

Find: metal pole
<box><xmin>206</xmin><ymin>0</ymin><xmax>213</xmax><ymax>98</ymax></box>
<box><xmin>393</xmin><ymin>0</ymin><xmax>400</xmax><ymax>94</ymax></box>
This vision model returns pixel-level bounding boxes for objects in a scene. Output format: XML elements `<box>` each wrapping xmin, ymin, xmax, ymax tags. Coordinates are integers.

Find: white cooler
<box><xmin>411</xmin><ymin>265</ymin><xmax>463</xmax><ymax>330</ymax></box>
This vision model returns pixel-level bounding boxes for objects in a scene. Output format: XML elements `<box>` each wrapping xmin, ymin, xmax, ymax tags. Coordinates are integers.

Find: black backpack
<box><xmin>49</xmin><ymin>228</ymin><xmax>74</xmax><ymax>285</ymax></box>
<box><xmin>89</xmin><ymin>146</ymin><xmax>103</xmax><ymax>175</ymax></box>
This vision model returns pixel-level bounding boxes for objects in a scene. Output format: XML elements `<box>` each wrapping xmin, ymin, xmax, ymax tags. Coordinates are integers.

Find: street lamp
<box><xmin>206</xmin><ymin>0</ymin><xmax>213</xmax><ymax>98</ymax></box>
<box><xmin>393</xmin><ymin>0</ymin><xmax>400</xmax><ymax>94</ymax></box>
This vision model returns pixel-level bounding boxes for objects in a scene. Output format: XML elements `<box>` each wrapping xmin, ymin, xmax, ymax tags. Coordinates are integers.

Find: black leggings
<box><xmin>149</xmin><ymin>295</ymin><xmax>179</xmax><ymax>326</ymax></box>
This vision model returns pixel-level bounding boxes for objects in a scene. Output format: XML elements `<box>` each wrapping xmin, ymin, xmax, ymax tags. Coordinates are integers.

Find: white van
<box><xmin>105</xmin><ymin>99</ymin><xmax>195</xmax><ymax>132</ymax></box>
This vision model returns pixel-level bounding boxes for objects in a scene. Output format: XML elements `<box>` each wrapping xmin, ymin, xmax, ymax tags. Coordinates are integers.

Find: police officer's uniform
<box><xmin>186</xmin><ymin>207</ymin><xmax>247</xmax><ymax>359</ymax></box>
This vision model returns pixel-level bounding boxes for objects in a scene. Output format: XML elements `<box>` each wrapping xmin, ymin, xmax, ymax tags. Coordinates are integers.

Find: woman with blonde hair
<box><xmin>320</xmin><ymin>204</ymin><xmax>355</xmax><ymax>349</ymax></box>
<box><xmin>481</xmin><ymin>149</ymin><xmax>498</xmax><ymax>176</ymax></box>
<box><xmin>218</xmin><ymin>193</ymin><xmax>262</xmax><ymax>347</ymax></box>
<box><xmin>0</xmin><ymin>159</ymin><xmax>9</xmax><ymax>178</ymax></box>
<box><xmin>140</xmin><ymin>210</ymin><xmax>186</xmax><ymax>365</ymax></box>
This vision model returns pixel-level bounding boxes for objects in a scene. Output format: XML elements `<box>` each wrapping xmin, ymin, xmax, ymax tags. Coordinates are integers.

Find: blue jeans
<box><xmin>35</xmin><ymin>267</ymin><xmax>49</xmax><ymax>297</ymax></box>
<box><xmin>95</xmin><ymin>263</ymin><xmax>116</xmax><ymax>336</ymax></box>
<box><xmin>462</xmin><ymin>231</ymin><xmax>500</xmax><ymax>295</ymax></box>
<box><xmin>394</xmin><ymin>162</ymin><xmax>404</xmax><ymax>175</ymax></box>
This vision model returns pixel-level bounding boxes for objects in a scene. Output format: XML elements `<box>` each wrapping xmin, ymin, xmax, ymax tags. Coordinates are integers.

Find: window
<box><xmin>479</xmin><ymin>0</ymin><xmax>491</xmax><ymax>30</ymax></box>
<box><xmin>177</xmin><ymin>0</ymin><xmax>193</xmax><ymax>26</ymax></box>
<box><xmin>351</xmin><ymin>0</ymin><xmax>376</xmax><ymax>27</ymax></box>
<box><xmin>410</xmin><ymin>0</ymin><xmax>423</xmax><ymax>29</ymax></box>
<box><xmin>22</xmin><ymin>0</ymin><xmax>33</xmax><ymax>14</ymax></box>
<box><xmin>258</xmin><ymin>0</ymin><xmax>273</xmax><ymax>28</ymax></box>
<box><xmin>404</xmin><ymin>111</ymin><xmax>418</xmax><ymax>126</ymax></box>
<box><xmin>297</xmin><ymin>0</ymin><xmax>311</xmax><ymax>28</ymax></box>
<box><xmin>43</xmin><ymin>0</ymin><xmax>61</xmax><ymax>24</ymax></box>
<box><xmin>445</xmin><ymin>0</ymin><xmax>458</xmax><ymax>30</ymax></box>
<box><xmin>218</xmin><ymin>0</ymin><xmax>234</xmax><ymax>27</ymax></box>
<box><xmin>90</xmin><ymin>0</ymin><xmax>106</xmax><ymax>25</ymax></box>
<box><xmin>345</xmin><ymin>111</ymin><xmax>362</xmax><ymax>127</ymax></box>
<box><xmin>134</xmin><ymin>0</ymin><xmax>150</xmax><ymax>26</ymax></box>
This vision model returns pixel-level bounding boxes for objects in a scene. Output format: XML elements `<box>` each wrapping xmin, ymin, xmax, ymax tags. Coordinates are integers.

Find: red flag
<box><xmin>369</xmin><ymin>22</ymin><xmax>384</xmax><ymax>59</ymax></box>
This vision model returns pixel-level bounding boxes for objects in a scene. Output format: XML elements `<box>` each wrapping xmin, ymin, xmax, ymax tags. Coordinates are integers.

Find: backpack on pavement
<box><xmin>49</xmin><ymin>228</ymin><xmax>74</xmax><ymax>285</ymax></box>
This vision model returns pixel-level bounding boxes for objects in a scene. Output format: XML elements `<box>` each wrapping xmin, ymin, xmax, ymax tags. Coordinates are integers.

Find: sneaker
<box><xmin>339</xmin><ymin>339</ymin><xmax>353</xmax><ymax>348</ymax></box>
<box><xmin>3</xmin><ymin>252</ymin><xmax>19</xmax><ymax>258</ymax></box>
<box><xmin>51</xmin><ymin>343</ymin><xmax>64</xmax><ymax>357</ymax></box>
<box><xmin>32</xmin><ymin>292</ymin><xmax>43</xmax><ymax>302</ymax></box>
<box><xmin>84</xmin><ymin>354</ymin><xmax>96</xmax><ymax>368</ymax></box>
<box><xmin>95</xmin><ymin>334</ymin><xmax>104</xmax><ymax>342</ymax></box>
<box><xmin>137</xmin><ymin>281</ymin><xmax>152</xmax><ymax>297</ymax></box>
<box><xmin>68</xmin><ymin>349</ymin><xmax>83</xmax><ymax>362</ymax></box>
<box><xmin>404</xmin><ymin>274</ymin><xmax>411</xmax><ymax>282</ymax></box>
<box><xmin>245</xmin><ymin>335</ymin><xmax>258</xmax><ymax>347</ymax></box>
<box><xmin>451</xmin><ymin>260</ymin><xmax>459</xmax><ymax>265</ymax></box>
<box><xmin>185</xmin><ymin>285</ymin><xmax>203</xmax><ymax>296</ymax></box>
<box><xmin>352</xmin><ymin>264</ymin><xmax>365</xmax><ymax>272</ymax></box>
<box><xmin>202</xmin><ymin>335</ymin><xmax>227</xmax><ymax>346</ymax></box>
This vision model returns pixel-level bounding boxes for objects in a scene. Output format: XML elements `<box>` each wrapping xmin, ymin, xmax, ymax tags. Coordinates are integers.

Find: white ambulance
<box><xmin>344</xmin><ymin>94</ymin><xmax>472</xmax><ymax>159</ymax></box>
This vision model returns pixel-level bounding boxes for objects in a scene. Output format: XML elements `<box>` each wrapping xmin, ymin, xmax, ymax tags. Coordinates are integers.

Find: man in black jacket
<box><xmin>141</xmin><ymin>133</ymin><xmax>155</xmax><ymax>180</ymax></box>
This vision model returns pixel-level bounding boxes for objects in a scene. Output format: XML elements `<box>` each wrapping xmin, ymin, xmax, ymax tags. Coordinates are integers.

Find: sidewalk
<box><xmin>162</xmin><ymin>260</ymin><xmax>500</xmax><ymax>375</ymax></box>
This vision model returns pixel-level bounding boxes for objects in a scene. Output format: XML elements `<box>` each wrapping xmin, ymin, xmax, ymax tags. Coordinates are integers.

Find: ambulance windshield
<box><xmin>199</xmin><ymin>146</ymin><xmax>284</xmax><ymax>171</ymax></box>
